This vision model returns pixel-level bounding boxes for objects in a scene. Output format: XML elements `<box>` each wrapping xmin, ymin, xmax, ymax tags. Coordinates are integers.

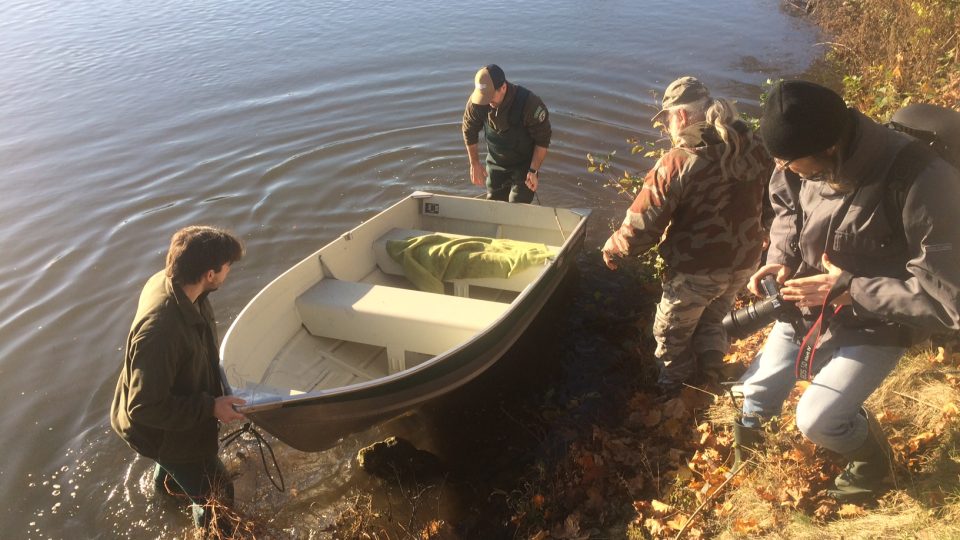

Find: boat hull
<box><xmin>220</xmin><ymin>192</ymin><xmax>590</xmax><ymax>452</ymax></box>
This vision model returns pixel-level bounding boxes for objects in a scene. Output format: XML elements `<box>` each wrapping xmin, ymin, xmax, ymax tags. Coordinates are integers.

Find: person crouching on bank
<box><xmin>736</xmin><ymin>80</ymin><xmax>960</xmax><ymax>500</ymax></box>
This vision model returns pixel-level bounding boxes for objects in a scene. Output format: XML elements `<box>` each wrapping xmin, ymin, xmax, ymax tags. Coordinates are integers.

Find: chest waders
<box><xmin>484</xmin><ymin>86</ymin><xmax>535</xmax><ymax>203</ymax></box>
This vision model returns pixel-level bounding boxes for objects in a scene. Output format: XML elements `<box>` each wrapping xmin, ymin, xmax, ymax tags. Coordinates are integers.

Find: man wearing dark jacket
<box><xmin>737</xmin><ymin>80</ymin><xmax>960</xmax><ymax>500</ymax></box>
<box><xmin>462</xmin><ymin>64</ymin><xmax>552</xmax><ymax>203</ymax></box>
<box><xmin>111</xmin><ymin>226</ymin><xmax>246</xmax><ymax>530</ymax></box>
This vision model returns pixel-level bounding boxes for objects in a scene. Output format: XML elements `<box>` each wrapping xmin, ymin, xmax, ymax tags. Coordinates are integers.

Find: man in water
<box><xmin>462</xmin><ymin>64</ymin><xmax>552</xmax><ymax>203</ymax></box>
<box><xmin>602</xmin><ymin>77</ymin><xmax>773</xmax><ymax>394</ymax></box>
<box><xmin>110</xmin><ymin>225</ymin><xmax>246</xmax><ymax>531</ymax></box>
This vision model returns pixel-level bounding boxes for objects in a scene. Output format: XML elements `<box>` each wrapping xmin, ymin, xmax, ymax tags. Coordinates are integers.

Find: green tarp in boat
<box><xmin>386</xmin><ymin>234</ymin><xmax>553</xmax><ymax>294</ymax></box>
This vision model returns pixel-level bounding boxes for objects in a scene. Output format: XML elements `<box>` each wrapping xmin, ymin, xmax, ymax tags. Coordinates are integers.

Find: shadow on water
<box><xmin>328</xmin><ymin>252</ymin><xmax>659</xmax><ymax>537</ymax></box>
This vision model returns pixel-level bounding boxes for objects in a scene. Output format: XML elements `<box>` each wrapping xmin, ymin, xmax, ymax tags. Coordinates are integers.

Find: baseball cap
<box><xmin>470</xmin><ymin>64</ymin><xmax>506</xmax><ymax>106</ymax></box>
<box><xmin>651</xmin><ymin>76</ymin><xmax>712</xmax><ymax>122</ymax></box>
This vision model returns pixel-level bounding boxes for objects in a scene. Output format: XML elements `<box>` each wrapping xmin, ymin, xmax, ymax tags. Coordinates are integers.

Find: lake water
<box><xmin>0</xmin><ymin>0</ymin><xmax>821</xmax><ymax>537</ymax></box>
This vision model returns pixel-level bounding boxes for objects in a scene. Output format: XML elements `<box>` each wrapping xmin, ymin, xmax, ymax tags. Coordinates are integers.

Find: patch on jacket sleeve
<box><xmin>533</xmin><ymin>105</ymin><xmax>547</xmax><ymax>123</ymax></box>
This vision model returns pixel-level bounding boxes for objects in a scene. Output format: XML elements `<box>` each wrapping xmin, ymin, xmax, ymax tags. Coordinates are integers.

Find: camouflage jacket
<box><xmin>603</xmin><ymin>121</ymin><xmax>773</xmax><ymax>274</ymax></box>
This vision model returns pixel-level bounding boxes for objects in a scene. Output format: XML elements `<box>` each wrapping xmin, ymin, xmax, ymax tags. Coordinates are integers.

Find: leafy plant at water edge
<box><xmin>812</xmin><ymin>0</ymin><xmax>960</xmax><ymax>118</ymax></box>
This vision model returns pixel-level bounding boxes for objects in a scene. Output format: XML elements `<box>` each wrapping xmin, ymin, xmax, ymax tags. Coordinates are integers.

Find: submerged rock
<box><xmin>356</xmin><ymin>437</ymin><xmax>444</xmax><ymax>482</ymax></box>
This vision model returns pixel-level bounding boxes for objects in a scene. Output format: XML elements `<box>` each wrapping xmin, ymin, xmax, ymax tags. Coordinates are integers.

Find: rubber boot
<box><xmin>828</xmin><ymin>408</ymin><xmax>894</xmax><ymax>502</ymax></box>
<box><xmin>655</xmin><ymin>349</ymin><xmax>696</xmax><ymax>399</ymax></box>
<box><xmin>698</xmin><ymin>350</ymin><xmax>725</xmax><ymax>371</ymax></box>
<box><xmin>697</xmin><ymin>350</ymin><xmax>728</xmax><ymax>383</ymax></box>
<box><xmin>152</xmin><ymin>464</ymin><xmax>185</xmax><ymax>497</ymax></box>
<box><xmin>733</xmin><ymin>418</ymin><xmax>764</xmax><ymax>466</ymax></box>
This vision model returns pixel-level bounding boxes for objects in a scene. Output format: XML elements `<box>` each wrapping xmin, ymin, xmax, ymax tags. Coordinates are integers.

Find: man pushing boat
<box><xmin>110</xmin><ymin>226</ymin><xmax>246</xmax><ymax>534</ymax></box>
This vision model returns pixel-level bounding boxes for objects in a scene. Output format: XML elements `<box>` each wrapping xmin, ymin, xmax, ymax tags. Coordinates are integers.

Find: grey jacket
<box><xmin>766</xmin><ymin>109</ymin><xmax>960</xmax><ymax>347</ymax></box>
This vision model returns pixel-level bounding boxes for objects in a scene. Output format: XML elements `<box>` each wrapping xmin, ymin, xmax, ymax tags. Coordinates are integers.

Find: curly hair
<box><xmin>164</xmin><ymin>226</ymin><xmax>244</xmax><ymax>285</ymax></box>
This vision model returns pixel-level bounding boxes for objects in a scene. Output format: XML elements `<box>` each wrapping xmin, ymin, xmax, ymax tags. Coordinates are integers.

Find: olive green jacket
<box><xmin>110</xmin><ymin>272</ymin><xmax>224</xmax><ymax>463</ymax></box>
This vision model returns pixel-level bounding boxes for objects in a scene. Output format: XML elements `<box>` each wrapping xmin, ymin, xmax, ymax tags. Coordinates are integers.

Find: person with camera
<box><xmin>601</xmin><ymin>76</ymin><xmax>773</xmax><ymax>394</ymax></box>
<box><xmin>737</xmin><ymin>80</ymin><xmax>960</xmax><ymax>501</ymax></box>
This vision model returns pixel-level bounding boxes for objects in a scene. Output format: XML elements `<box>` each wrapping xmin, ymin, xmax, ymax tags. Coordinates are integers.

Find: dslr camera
<box><xmin>722</xmin><ymin>275</ymin><xmax>805</xmax><ymax>340</ymax></box>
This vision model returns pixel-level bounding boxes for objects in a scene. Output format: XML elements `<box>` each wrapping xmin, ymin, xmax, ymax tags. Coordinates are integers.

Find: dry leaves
<box><xmin>509</xmin><ymin>319</ymin><xmax>960</xmax><ymax>538</ymax></box>
<box><xmin>837</xmin><ymin>504</ymin><xmax>866</xmax><ymax>518</ymax></box>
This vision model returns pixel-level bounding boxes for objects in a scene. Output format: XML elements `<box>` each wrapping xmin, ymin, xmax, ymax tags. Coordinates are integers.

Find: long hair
<box><xmin>165</xmin><ymin>226</ymin><xmax>244</xmax><ymax>285</ymax></box>
<box><xmin>676</xmin><ymin>97</ymin><xmax>745</xmax><ymax>180</ymax></box>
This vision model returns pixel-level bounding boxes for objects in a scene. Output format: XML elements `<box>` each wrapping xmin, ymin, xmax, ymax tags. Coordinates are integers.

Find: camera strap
<box><xmin>795</xmin><ymin>177</ymin><xmax>860</xmax><ymax>380</ymax></box>
<box><xmin>794</xmin><ymin>304</ymin><xmax>842</xmax><ymax>380</ymax></box>
<box><xmin>794</xmin><ymin>276</ymin><xmax>850</xmax><ymax>380</ymax></box>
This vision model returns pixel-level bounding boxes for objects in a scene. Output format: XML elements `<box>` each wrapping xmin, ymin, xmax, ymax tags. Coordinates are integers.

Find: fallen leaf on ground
<box><xmin>732</xmin><ymin>516</ymin><xmax>760</xmax><ymax>534</ymax></box>
<box><xmin>650</xmin><ymin>499</ymin><xmax>676</xmax><ymax>515</ymax></box>
<box><xmin>641</xmin><ymin>408</ymin><xmax>662</xmax><ymax>427</ymax></box>
<box><xmin>837</xmin><ymin>504</ymin><xmax>865</xmax><ymax>518</ymax></box>
<box><xmin>942</xmin><ymin>402</ymin><xmax>959</xmax><ymax>417</ymax></box>
<box><xmin>663</xmin><ymin>397</ymin><xmax>687</xmax><ymax>419</ymax></box>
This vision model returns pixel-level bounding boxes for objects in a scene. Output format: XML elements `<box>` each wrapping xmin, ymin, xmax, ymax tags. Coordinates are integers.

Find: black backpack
<box><xmin>882</xmin><ymin>104</ymin><xmax>960</xmax><ymax>237</ymax></box>
<box><xmin>884</xmin><ymin>104</ymin><xmax>960</xmax><ymax>343</ymax></box>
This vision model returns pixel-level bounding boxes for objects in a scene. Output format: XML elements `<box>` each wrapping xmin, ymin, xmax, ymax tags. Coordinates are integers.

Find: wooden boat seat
<box><xmin>371</xmin><ymin>227</ymin><xmax>557</xmax><ymax>296</ymax></box>
<box><xmin>296</xmin><ymin>279</ymin><xmax>510</xmax><ymax>374</ymax></box>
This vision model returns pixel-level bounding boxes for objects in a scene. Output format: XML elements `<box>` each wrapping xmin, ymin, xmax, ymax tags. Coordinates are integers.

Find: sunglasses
<box><xmin>773</xmin><ymin>157</ymin><xmax>795</xmax><ymax>172</ymax></box>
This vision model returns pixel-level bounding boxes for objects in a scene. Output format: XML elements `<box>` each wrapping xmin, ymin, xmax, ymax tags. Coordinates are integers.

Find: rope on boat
<box><xmin>535</xmin><ymin>192</ymin><xmax>567</xmax><ymax>243</ymax></box>
<box><xmin>220</xmin><ymin>422</ymin><xmax>286</xmax><ymax>492</ymax></box>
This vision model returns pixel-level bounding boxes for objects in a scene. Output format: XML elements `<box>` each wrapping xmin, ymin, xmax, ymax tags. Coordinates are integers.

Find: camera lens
<box><xmin>722</xmin><ymin>296</ymin><xmax>781</xmax><ymax>340</ymax></box>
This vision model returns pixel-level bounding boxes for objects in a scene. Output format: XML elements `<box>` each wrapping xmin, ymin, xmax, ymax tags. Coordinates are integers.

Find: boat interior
<box><xmin>222</xmin><ymin>196</ymin><xmax>581</xmax><ymax>401</ymax></box>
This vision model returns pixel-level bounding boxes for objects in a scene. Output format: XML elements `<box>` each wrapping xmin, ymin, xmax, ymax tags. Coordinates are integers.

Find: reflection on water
<box><xmin>0</xmin><ymin>0</ymin><xmax>819</xmax><ymax>536</ymax></box>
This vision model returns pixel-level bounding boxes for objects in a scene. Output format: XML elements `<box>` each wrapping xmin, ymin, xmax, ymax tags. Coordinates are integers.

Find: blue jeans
<box><xmin>739</xmin><ymin>322</ymin><xmax>904</xmax><ymax>454</ymax></box>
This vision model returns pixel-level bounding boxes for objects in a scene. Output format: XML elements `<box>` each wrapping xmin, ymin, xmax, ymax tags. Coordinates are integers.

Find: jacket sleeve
<box><xmin>850</xmin><ymin>160</ymin><xmax>960</xmax><ymax>331</ymax></box>
<box><xmin>462</xmin><ymin>101</ymin><xmax>487</xmax><ymax>146</ymax></box>
<box><xmin>602</xmin><ymin>151</ymin><xmax>683</xmax><ymax>258</ymax></box>
<box><xmin>124</xmin><ymin>322</ymin><xmax>215</xmax><ymax>430</ymax></box>
<box><xmin>764</xmin><ymin>169</ymin><xmax>803</xmax><ymax>269</ymax></box>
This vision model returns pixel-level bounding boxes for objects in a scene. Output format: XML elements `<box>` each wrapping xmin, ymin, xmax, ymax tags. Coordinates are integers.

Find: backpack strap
<box><xmin>887</xmin><ymin>121</ymin><xmax>943</xmax><ymax>154</ymax></box>
<box><xmin>883</xmin><ymin>140</ymin><xmax>938</xmax><ymax>241</ymax></box>
<box><xmin>825</xmin><ymin>139</ymin><xmax>934</xmax><ymax>262</ymax></box>
<box><xmin>785</xmin><ymin>171</ymin><xmax>806</xmax><ymax>266</ymax></box>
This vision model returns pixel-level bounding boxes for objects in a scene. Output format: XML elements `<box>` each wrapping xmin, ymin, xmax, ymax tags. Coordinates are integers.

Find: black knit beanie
<box><xmin>759</xmin><ymin>80</ymin><xmax>850</xmax><ymax>160</ymax></box>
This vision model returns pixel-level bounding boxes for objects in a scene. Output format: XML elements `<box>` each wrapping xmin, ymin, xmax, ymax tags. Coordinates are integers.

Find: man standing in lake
<box><xmin>462</xmin><ymin>64</ymin><xmax>552</xmax><ymax>203</ymax></box>
<box><xmin>110</xmin><ymin>225</ymin><xmax>246</xmax><ymax>532</ymax></box>
<box><xmin>602</xmin><ymin>77</ymin><xmax>773</xmax><ymax>394</ymax></box>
